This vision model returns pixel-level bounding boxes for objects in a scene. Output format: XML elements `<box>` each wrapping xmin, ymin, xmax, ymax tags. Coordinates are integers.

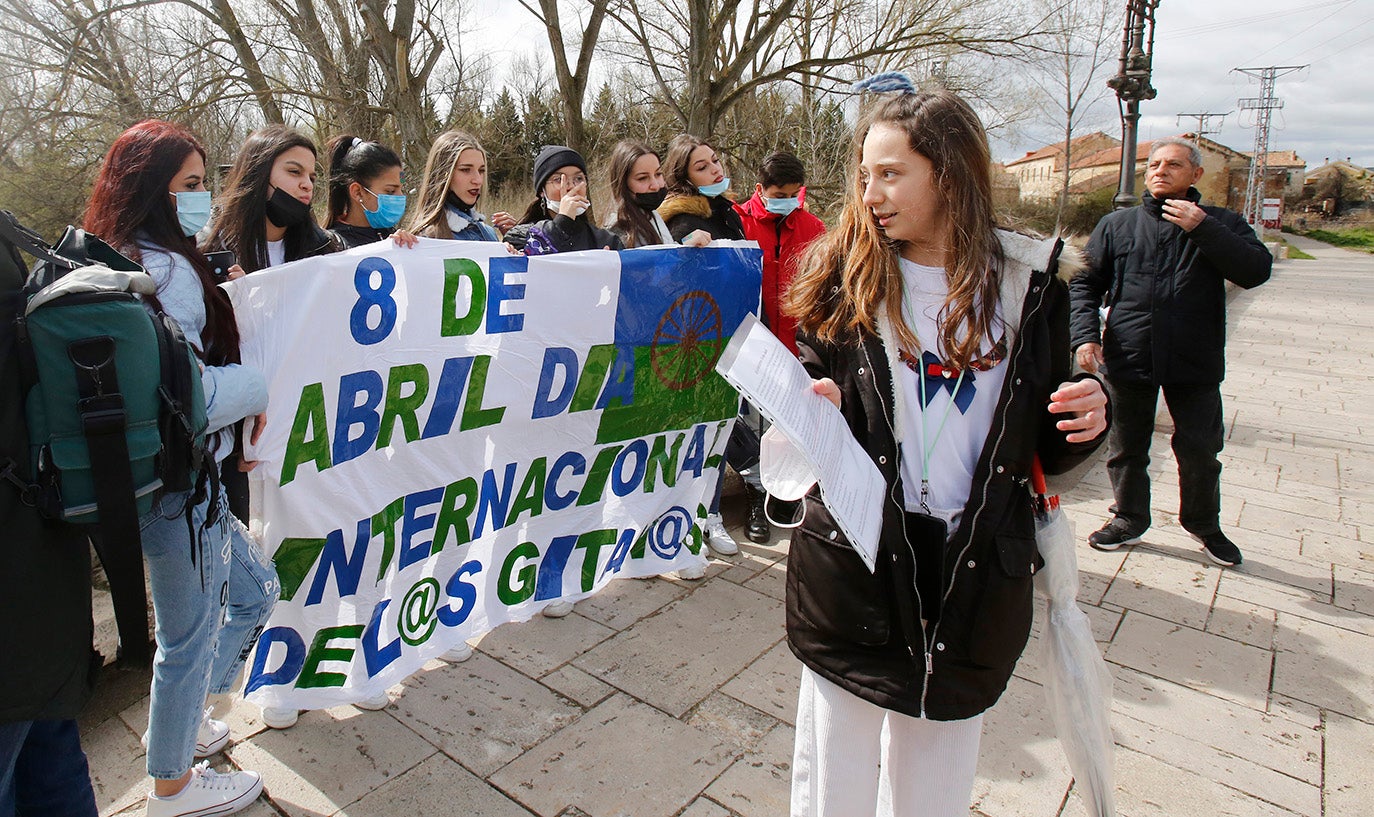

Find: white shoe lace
<box><xmin>189</xmin><ymin>761</ymin><xmax>240</xmax><ymax>793</ymax></box>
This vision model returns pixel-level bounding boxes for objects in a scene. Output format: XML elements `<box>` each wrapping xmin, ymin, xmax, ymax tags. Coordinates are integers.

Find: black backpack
<box><xmin>0</xmin><ymin>211</ymin><xmax>212</xmax><ymax>665</ymax></box>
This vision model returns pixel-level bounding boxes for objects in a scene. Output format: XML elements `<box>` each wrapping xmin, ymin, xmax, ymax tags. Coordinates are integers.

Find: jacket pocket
<box><xmin>788</xmin><ymin>496</ymin><xmax>890</xmax><ymax>646</ymax></box>
<box><xmin>966</xmin><ymin>532</ymin><xmax>1037</xmax><ymax>668</ymax></box>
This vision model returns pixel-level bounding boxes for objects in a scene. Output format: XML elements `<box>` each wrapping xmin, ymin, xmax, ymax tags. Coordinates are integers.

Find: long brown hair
<box><xmin>205</xmin><ymin>125</ymin><xmax>320</xmax><ymax>272</ymax></box>
<box><xmin>83</xmin><ymin>120</ymin><xmax>240</xmax><ymax>364</ymax></box>
<box><xmin>606</xmin><ymin>140</ymin><xmax>661</xmax><ymax>248</ymax></box>
<box><xmin>786</xmin><ymin>90</ymin><xmax>1004</xmax><ymax>370</ymax></box>
<box><xmin>663</xmin><ymin>133</ymin><xmax>711</xmax><ymax>196</ymax></box>
<box><xmin>407</xmin><ymin>130</ymin><xmax>486</xmax><ymax>238</ymax></box>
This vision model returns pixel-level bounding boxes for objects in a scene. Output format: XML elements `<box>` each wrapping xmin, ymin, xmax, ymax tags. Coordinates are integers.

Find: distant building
<box><xmin>1005</xmin><ymin>132</ymin><xmax>1304</xmax><ymax>213</ymax></box>
<box><xmin>1003</xmin><ymin>132</ymin><xmax>1118</xmax><ymax>201</ymax></box>
<box><xmin>1302</xmin><ymin>159</ymin><xmax>1374</xmax><ymax>215</ymax></box>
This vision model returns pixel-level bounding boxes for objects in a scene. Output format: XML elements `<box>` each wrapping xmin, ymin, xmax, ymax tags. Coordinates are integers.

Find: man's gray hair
<box><xmin>1149</xmin><ymin>136</ymin><xmax>1202</xmax><ymax>168</ymax></box>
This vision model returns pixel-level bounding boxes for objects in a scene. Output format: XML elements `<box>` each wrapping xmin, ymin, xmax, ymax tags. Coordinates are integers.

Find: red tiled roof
<box><xmin>1005</xmin><ymin>132</ymin><xmax>1117</xmax><ymax>167</ymax></box>
<box><xmin>1071</xmin><ymin>141</ymin><xmax>1154</xmax><ymax>170</ymax></box>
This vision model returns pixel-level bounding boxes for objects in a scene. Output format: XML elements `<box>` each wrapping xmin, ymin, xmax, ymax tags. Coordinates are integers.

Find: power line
<box><xmin>1176</xmin><ymin>111</ymin><xmax>1230</xmax><ymax>142</ymax></box>
<box><xmin>1170</xmin><ymin>0</ymin><xmax>1350</xmax><ymax>38</ymax></box>
<box><xmin>1234</xmin><ymin>65</ymin><xmax>1306</xmax><ymax>234</ymax></box>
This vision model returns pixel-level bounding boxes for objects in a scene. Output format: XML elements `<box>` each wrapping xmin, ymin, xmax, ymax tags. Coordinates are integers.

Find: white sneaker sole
<box><xmin>150</xmin><ymin>776</ymin><xmax>263</xmax><ymax>817</ymax></box>
<box><xmin>1088</xmin><ymin>533</ymin><xmax>1143</xmax><ymax>551</ymax></box>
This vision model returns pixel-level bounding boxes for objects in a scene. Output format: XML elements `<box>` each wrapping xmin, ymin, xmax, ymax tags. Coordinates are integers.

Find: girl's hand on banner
<box><xmin>683</xmin><ymin>230</ymin><xmax>711</xmax><ymax>248</ymax></box>
<box><xmin>492</xmin><ymin>211</ymin><xmax>515</xmax><ymax>232</ymax></box>
<box><xmin>391</xmin><ymin>229</ymin><xmax>419</xmax><ymax>248</ymax></box>
<box><xmin>226</xmin><ymin>263</ymin><xmax>246</xmax><ymax>281</ymax></box>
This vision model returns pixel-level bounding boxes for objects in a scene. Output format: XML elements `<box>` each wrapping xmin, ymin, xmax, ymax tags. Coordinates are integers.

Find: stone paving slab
<box><xmin>80</xmin><ymin>239</ymin><xmax>1374</xmax><ymax>815</ymax></box>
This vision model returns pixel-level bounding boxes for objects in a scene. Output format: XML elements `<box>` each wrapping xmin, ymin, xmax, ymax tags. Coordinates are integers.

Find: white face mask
<box><xmin>546</xmin><ymin>197</ymin><xmax>588</xmax><ymax>217</ymax></box>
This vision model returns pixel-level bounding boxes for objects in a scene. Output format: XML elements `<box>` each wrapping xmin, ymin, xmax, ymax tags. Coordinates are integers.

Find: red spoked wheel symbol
<box><xmin>650</xmin><ymin>290</ymin><xmax>723</xmax><ymax>390</ymax></box>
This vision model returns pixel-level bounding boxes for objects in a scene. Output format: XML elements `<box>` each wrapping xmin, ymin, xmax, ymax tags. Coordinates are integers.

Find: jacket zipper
<box><xmin>858</xmin><ymin>342</ymin><xmax>930</xmax><ymax>697</ymax></box>
<box><xmin>920</xmin><ymin>270</ymin><xmax>1053</xmax><ymax>718</ymax></box>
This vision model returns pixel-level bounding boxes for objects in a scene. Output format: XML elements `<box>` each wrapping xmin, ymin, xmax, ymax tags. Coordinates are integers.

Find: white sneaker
<box><xmin>441</xmin><ymin>642</ymin><xmax>473</xmax><ymax>662</ymax></box>
<box><xmin>673</xmin><ymin>564</ymin><xmax>706</xmax><ymax>581</ymax></box>
<box><xmin>354</xmin><ymin>691</ymin><xmax>390</xmax><ymax>711</ymax></box>
<box><xmin>703</xmin><ymin>514</ymin><xmax>739</xmax><ymax>556</ymax></box>
<box><xmin>195</xmin><ymin>707</ymin><xmax>230</xmax><ymax>757</ymax></box>
<box><xmin>144</xmin><ymin>761</ymin><xmax>262</xmax><ymax>817</ymax></box>
<box><xmin>260</xmin><ymin>706</ymin><xmax>298</xmax><ymax>729</ymax></box>
<box><xmin>542</xmin><ymin>599</ymin><xmax>575</xmax><ymax>618</ymax></box>
<box><xmin>140</xmin><ymin>708</ymin><xmax>229</xmax><ymax>759</ymax></box>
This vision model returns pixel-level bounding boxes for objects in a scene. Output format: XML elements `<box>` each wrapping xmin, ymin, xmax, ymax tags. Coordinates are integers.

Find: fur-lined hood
<box><xmin>656</xmin><ymin>192</ymin><xmax>712</xmax><ymax>224</ymax></box>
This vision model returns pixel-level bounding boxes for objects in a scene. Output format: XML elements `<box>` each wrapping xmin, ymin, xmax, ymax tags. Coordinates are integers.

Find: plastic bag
<box><xmin>1033</xmin><ymin>505</ymin><xmax>1117</xmax><ymax>817</ymax></box>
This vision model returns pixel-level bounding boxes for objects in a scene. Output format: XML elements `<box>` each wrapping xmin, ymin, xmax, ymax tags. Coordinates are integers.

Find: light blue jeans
<box><xmin>141</xmin><ymin>489</ymin><xmax>278</xmax><ymax>779</ymax></box>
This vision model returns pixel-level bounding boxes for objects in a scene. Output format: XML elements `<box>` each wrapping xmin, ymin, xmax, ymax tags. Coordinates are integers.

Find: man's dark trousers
<box><xmin>1105</xmin><ymin>376</ymin><xmax>1224</xmax><ymax>537</ymax></box>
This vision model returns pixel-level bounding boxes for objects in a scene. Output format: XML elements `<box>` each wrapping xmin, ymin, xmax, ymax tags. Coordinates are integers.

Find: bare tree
<box><xmin>517</xmin><ymin>0</ymin><xmax>612</xmax><ymax>153</ymax></box>
<box><xmin>1028</xmin><ymin>0</ymin><xmax>1120</xmax><ymax>231</ymax></box>
<box><xmin>607</xmin><ymin>0</ymin><xmax>1049</xmax><ymax>139</ymax></box>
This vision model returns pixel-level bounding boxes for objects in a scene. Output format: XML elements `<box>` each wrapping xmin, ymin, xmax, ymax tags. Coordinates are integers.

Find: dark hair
<box><xmin>663</xmin><ymin>134</ymin><xmax>713</xmax><ymax>196</ymax></box>
<box><xmin>606</xmin><ymin>140</ymin><xmax>661</xmax><ymax>248</ymax></box>
<box><xmin>205</xmin><ymin>124</ymin><xmax>320</xmax><ymax>272</ymax></box>
<box><xmin>788</xmin><ymin>90</ymin><xmax>1004</xmax><ymax>371</ymax></box>
<box><xmin>325</xmin><ymin>135</ymin><xmax>402</xmax><ymax>227</ymax></box>
<box><xmin>83</xmin><ymin>120</ymin><xmax>239</xmax><ymax>364</ymax></box>
<box><xmin>759</xmin><ymin>151</ymin><xmax>806</xmax><ymax>188</ymax></box>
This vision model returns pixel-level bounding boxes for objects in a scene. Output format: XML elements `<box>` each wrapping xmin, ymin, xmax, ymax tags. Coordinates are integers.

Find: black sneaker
<box><xmin>1199</xmin><ymin>532</ymin><xmax>1243</xmax><ymax>566</ymax></box>
<box><xmin>1088</xmin><ymin>520</ymin><xmax>1145</xmax><ymax>551</ymax></box>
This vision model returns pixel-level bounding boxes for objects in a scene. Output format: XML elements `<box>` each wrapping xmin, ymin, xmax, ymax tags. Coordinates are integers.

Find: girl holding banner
<box><xmin>207</xmin><ymin>126</ymin><xmax>337</xmax><ymax>274</ymax></box>
<box><xmin>407</xmin><ymin>130</ymin><xmax>515</xmax><ymax>241</ymax></box>
<box><xmin>604</xmin><ymin>139</ymin><xmax>709</xmax><ymax>250</ymax></box>
<box><xmin>506</xmin><ymin>144</ymin><xmax>624</xmax><ymax>255</ymax></box>
<box><xmin>323</xmin><ymin>136</ymin><xmax>419</xmax><ymax>249</ymax></box>
<box><xmin>83</xmin><ymin>120</ymin><xmax>277</xmax><ymax>817</ymax></box>
<box><xmin>780</xmin><ymin>79</ymin><xmax>1108</xmax><ymax>816</ymax></box>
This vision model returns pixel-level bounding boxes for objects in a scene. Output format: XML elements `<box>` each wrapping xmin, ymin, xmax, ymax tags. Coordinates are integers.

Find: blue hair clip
<box><xmin>852</xmin><ymin>71</ymin><xmax>918</xmax><ymax>95</ymax></box>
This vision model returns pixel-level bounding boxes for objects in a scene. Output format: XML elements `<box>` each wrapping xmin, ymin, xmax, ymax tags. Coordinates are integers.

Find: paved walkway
<box><xmin>82</xmin><ymin>234</ymin><xmax>1374</xmax><ymax>816</ymax></box>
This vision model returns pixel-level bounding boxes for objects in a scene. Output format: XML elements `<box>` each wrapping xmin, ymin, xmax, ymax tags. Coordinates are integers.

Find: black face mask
<box><xmin>445</xmin><ymin>190</ymin><xmax>474</xmax><ymax>213</ymax></box>
<box><xmin>264</xmin><ymin>186</ymin><xmax>312</xmax><ymax>228</ymax></box>
<box><xmin>632</xmin><ymin>189</ymin><xmax>667</xmax><ymax>211</ymax></box>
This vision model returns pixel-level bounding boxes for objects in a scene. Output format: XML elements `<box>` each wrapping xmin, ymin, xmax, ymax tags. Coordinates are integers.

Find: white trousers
<box><xmin>791</xmin><ymin>666</ymin><xmax>984</xmax><ymax>817</ymax></box>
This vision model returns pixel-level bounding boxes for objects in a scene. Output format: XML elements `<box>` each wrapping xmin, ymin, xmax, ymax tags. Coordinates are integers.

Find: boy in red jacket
<box><xmin>732</xmin><ymin>152</ymin><xmax>826</xmax><ymax>541</ymax></box>
<box><xmin>734</xmin><ymin>151</ymin><xmax>826</xmax><ymax>355</ymax></box>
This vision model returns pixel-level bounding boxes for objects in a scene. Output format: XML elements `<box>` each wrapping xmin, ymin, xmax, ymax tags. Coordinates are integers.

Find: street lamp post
<box><xmin>1106</xmin><ymin>0</ymin><xmax>1161</xmax><ymax>210</ymax></box>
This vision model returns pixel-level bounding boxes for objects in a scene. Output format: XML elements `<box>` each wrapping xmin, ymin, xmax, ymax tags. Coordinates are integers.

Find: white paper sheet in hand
<box><xmin>714</xmin><ymin>314</ymin><xmax>883</xmax><ymax>572</ymax></box>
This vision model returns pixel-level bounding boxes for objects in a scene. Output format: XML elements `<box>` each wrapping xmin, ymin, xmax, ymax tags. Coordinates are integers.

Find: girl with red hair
<box><xmin>84</xmin><ymin>119</ymin><xmax>276</xmax><ymax>817</ymax></box>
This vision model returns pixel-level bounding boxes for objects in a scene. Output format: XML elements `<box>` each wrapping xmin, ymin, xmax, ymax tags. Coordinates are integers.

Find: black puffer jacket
<box><xmin>1</xmin><ymin>241</ymin><xmax>100</xmax><ymax>723</ymax></box>
<box><xmin>658</xmin><ymin>192</ymin><xmax>745</xmax><ymax>242</ymax></box>
<box><xmin>787</xmin><ymin>232</ymin><xmax>1106</xmax><ymax>721</ymax></box>
<box><xmin>1069</xmin><ymin>188</ymin><xmax>1271</xmax><ymax>385</ymax></box>
<box><xmin>504</xmin><ymin>213</ymin><xmax>624</xmax><ymax>254</ymax></box>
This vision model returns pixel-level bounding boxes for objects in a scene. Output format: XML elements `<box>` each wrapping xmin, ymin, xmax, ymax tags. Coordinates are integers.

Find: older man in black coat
<box><xmin>1069</xmin><ymin>136</ymin><xmax>1272</xmax><ymax>566</ymax></box>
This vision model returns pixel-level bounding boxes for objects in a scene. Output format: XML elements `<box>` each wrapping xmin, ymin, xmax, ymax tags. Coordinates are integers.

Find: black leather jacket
<box><xmin>786</xmin><ymin>233</ymin><xmax>1106</xmax><ymax>721</ymax></box>
<box><xmin>1070</xmin><ymin>188</ymin><xmax>1271</xmax><ymax>385</ymax></box>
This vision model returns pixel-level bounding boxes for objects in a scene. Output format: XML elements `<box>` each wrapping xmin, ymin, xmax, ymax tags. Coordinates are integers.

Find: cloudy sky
<box><xmin>468</xmin><ymin>1</ymin><xmax>1373</xmax><ymax>170</ymax></box>
<box><xmin>1134</xmin><ymin>0</ymin><xmax>1373</xmax><ymax>168</ymax></box>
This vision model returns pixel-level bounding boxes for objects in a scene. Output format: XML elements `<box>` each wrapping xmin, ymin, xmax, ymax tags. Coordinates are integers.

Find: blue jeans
<box><xmin>0</xmin><ymin>720</ymin><xmax>97</xmax><ymax>817</ymax></box>
<box><xmin>142</xmin><ymin>490</ymin><xmax>278</xmax><ymax>779</ymax></box>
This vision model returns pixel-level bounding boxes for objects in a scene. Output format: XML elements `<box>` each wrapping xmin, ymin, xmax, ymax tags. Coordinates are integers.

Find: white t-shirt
<box><xmin>266</xmin><ymin>239</ymin><xmax>286</xmax><ymax>268</ymax></box>
<box><xmin>895</xmin><ymin>258</ymin><xmax>1008</xmax><ymax>532</ymax></box>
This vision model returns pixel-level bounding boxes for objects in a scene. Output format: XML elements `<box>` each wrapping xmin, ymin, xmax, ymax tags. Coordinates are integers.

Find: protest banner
<box><xmin>225</xmin><ymin>239</ymin><xmax>761</xmax><ymax>709</ymax></box>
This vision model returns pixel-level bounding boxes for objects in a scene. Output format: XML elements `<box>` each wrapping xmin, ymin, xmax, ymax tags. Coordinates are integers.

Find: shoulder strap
<box><xmin>0</xmin><ymin>211</ymin><xmax>78</xmax><ymax>272</ymax></box>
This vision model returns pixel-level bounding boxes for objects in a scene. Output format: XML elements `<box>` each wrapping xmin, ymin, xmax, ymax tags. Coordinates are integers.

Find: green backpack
<box><xmin>0</xmin><ymin>212</ymin><xmax>211</xmax><ymax>665</ymax></box>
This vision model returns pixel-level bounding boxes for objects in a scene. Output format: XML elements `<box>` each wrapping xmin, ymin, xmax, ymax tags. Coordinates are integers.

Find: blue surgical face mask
<box><xmin>173</xmin><ymin>190</ymin><xmax>212</xmax><ymax>237</ymax></box>
<box><xmin>764</xmin><ymin>196</ymin><xmax>800</xmax><ymax>216</ymax></box>
<box><xmin>363</xmin><ymin>188</ymin><xmax>407</xmax><ymax>229</ymax></box>
<box><xmin>698</xmin><ymin>177</ymin><xmax>731</xmax><ymax>197</ymax></box>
